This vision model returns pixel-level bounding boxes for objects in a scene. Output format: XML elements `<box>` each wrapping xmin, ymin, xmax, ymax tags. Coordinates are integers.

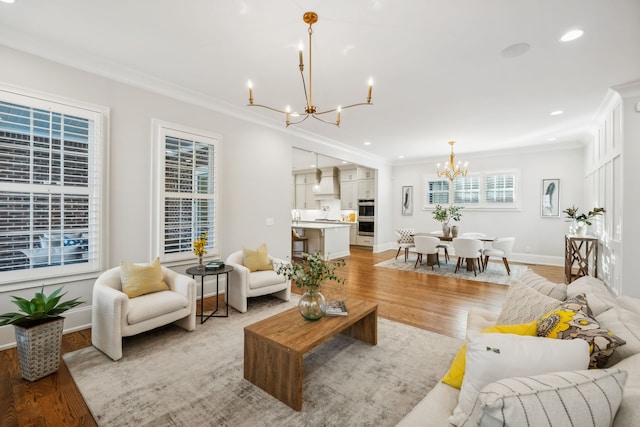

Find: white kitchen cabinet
<box><xmin>357</xmin><ymin>167</ymin><xmax>375</xmax><ymax>180</ymax></box>
<box><xmin>357</xmin><ymin>179</ymin><xmax>376</xmax><ymax>199</ymax></box>
<box><xmin>294</xmin><ymin>172</ymin><xmax>319</xmax><ymax>209</ymax></box>
<box><xmin>349</xmin><ymin>223</ymin><xmax>358</xmax><ymax>245</ymax></box>
<box><xmin>340</xmin><ymin>168</ymin><xmax>357</xmax><ymax>182</ymax></box>
<box><xmin>356</xmin><ymin>234</ymin><xmax>374</xmax><ymax>247</ymax></box>
<box><xmin>340</xmin><ymin>180</ymin><xmax>358</xmax><ymax>209</ymax></box>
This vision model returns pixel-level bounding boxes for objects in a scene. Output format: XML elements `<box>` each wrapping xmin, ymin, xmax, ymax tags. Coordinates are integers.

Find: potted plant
<box><xmin>562</xmin><ymin>206</ymin><xmax>605</xmax><ymax>236</ymax></box>
<box><xmin>0</xmin><ymin>286</ymin><xmax>83</xmax><ymax>381</ymax></box>
<box><xmin>275</xmin><ymin>252</ymin><xmax>345</xmax><ymax>320</ymax></box>
<box><xmin>433</xmin><ymin>204</ymin><xmax>463</xmax><ymax>237</ymax></box>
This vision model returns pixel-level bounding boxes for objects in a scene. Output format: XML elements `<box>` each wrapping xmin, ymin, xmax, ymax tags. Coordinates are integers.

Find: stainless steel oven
<box><xmin>358</xmin><ymin>199</ymin><xmax>375</xmax><ymax>219</ymax></box>
<box><xmin>358</xmin><ymin>219</ymin><xmax>374</xmax><ymax>236</ymax></box>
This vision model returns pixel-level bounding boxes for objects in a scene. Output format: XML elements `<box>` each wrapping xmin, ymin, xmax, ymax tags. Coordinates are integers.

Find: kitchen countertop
<box><xmin>292</xmin><ymin>221</ymin><xmax>353</xmax><ymax>229</ymax></box>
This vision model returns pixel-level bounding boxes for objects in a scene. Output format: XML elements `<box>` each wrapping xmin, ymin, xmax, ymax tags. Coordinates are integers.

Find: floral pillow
<box><xmin>537</xmin><ymin>294</ymin><xmax>626</xmax><ymax>368</ymax></box>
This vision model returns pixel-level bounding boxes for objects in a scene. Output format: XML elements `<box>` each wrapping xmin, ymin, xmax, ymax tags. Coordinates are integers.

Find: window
<box><xmin>423</xmin><ymin>170</ymin><xmax>519</xmax><ymax>210</ymax></box>
<box><xmin>0</xmin><ymin>88</ymin><xmax>106</xmax><ymax>284</ymax></box>
<box><xmin>153</xmin><ymin>121</ymin><xmax>219</xmax><ymax>263</ymax></box>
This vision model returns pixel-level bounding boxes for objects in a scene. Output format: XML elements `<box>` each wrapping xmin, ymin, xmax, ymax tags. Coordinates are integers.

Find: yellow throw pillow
<box><xmin>441</xmin><ymin>321</ymin><xmax>538</xmax><ymax>389</ymax></box>
<box><xmin>243</xmin><ymin>243</ymin><xmax>273</xmax><ymax>272</ymax></box>
<box><xmin>120</xmin><ymin>257</ymin><xmax>170</xmax><ymax>298</ymax></box>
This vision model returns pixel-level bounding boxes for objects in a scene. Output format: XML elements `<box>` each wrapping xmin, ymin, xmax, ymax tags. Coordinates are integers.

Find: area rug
<box><xmin>375</xmin><ymin>254</ymin><xmax>527</xmax><ymax>285</ymax></box>
<box><xmin>63</xmin><ymin>295</ymin><xmax>462</xmax><ymax>427</ymax></box>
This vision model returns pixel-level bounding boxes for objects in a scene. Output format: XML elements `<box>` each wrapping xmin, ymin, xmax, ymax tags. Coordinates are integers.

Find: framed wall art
<box><xmin>402</xmin><ymin>186</ymin><xmax>413</xmax><ymax>215</ymax></box>
<box><xmin>541</xmin><ymin>179</ymin><xmax>560</xmax><ymax>217</ymax></box>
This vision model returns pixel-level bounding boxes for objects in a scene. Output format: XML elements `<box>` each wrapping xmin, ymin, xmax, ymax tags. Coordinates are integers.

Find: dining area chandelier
<box><xmin>436</xmin><ymin>141</ymin><xmax>469</xmax><ymax>181</ymax></box>
<box><xmin>246</xmin><ymin>11</ymin><xmax>373</xmax><ymax>127</ymax></box>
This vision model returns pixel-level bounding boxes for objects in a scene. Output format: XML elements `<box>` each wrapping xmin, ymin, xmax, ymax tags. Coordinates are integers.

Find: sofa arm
<box><xmin>91</xmin><ymin>278</ymin><xmax>129</xmax><ymax>361</ymax></box>
<box><xmin>466</xmin><ymin>308</ymin><xmax>499</xmax><ymax>335</ymax></box>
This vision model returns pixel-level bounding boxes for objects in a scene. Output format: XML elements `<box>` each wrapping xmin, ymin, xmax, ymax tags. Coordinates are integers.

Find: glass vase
<box><xmin>299</xmin><ymin>288</ymin><xmax>326</xmax><ymax>320</ymax></box>
<box><xmin>198</xmin><ymin>254</ymin><xmax>204</xmax><ymax>269</ymax></box>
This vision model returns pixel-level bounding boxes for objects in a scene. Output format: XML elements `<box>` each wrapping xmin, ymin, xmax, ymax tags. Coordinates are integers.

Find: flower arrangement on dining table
<box><xmin>193</xmin><ymin>231</ymin><xmax>208</xmax><ymax>269</ymax></box>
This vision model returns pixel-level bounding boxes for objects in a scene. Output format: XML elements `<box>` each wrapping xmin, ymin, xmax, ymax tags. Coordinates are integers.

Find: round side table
<box><xmin>187</xmin><ymin>265</ymin><xmax>233</xmax><ymax>324</ymax></box>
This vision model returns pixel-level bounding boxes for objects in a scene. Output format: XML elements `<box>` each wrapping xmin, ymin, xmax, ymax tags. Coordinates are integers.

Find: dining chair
<box><xmin>452</xmin><ymin>237</ymin><xmax>484</xmax><ymax>276</ymax></box>
<box><xmin>413</xmin><ymin>235</ymin><xmax>441</xmax><ymax>270</ymax></box>
<box><xmin>482</xmin><ymin>237</ymin><xmax>516</xmax><ymax>275</ymax></box>
<box><xmin>395</xmin><ymin>228</ymin><xmax>415</xmax><ymax>262</ymax></box>
<box><xmin>429</xmin><ymin>230</ymin><xmax>450</xmax><ymax>263</ymax></box>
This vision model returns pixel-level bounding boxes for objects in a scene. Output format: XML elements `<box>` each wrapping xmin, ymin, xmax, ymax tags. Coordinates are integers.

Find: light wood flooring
<box><xmin>0</xmin><ymin>247</ymin><xmax>564</xmax><ymax>427</ymax></box>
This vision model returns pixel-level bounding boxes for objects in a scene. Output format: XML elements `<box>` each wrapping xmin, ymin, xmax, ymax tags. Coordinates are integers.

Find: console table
<box><xmin>564</xmin><ymin>234</ymin><xmax>598</xmax><ymax>283</ymax></box>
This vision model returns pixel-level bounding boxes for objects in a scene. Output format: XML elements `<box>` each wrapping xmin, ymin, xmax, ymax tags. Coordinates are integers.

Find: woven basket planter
<box><xmin>14</xmin><ymin>317</ymin><xmax>64</xmax><ymax>381</ymax></box>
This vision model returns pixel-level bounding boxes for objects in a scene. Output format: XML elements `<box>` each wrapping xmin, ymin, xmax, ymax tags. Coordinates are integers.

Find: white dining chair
<box><xmin>413</xmin><ymin>235</ymin><xmax>441</xmax><ymax>270</ymax></box>
<box><xmin>452</xmin><ymin>237</ymin><xmax>484</xmax><ymax>276</ymax></box>
<box><xmin>429</xmin><ymin>230</ymin><xmax>450</xmax><ymax>263</ymax></box>
<box><xmin>482</xmin><ymin>237</ymin><xmax>516</xmax><ymax>275</ymax></box>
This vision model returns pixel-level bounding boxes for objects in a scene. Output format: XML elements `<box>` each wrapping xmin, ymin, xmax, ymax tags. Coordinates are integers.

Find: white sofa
<box><xmin>225</xmin><ymin>251</ymin><xmax>291</xmax><ymax>313</ymax></box>
<box><xmin>398</xmin><ymin>273</ymin><xmax>640</xmax><ymax>427</ymax></box>
<box><xmin>92</xmin><ymin>265</ymin><xmax>197</xmax><ymax>361</ymax></box>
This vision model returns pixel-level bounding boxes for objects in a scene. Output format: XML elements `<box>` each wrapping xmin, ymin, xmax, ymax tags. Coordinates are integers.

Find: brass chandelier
<box><xmin>436</xmin><ymin>141</ymin><xmax>469</xmax><ymax>181</ymax></box>
<box><xmin>247</xmin><ymin>11</ymin><xmax>373</xmax><ymax>127</ymax></box>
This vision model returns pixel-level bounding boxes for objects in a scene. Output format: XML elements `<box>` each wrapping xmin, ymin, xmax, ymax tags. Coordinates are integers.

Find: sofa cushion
<box><xmin>243</xmin><ymin>243</ymin><xmax>273</xmax><ymax>272</ymax></box>
<box><xmin>127</xmin><ymin>290</ymin><xmax>189</xmax><ymax>325</ymax></box>
<box><xmin>517</xmin><ymin>269</ymin><xmax>567</xmax><ymax>300</ymax></box>
<box><xmin>449</xmin><ymin>332</ymin><xmax>590</xmax><ymax>426</ymax></box>
<box><xmin>120</xmin><ymin>257</ymin><xmax>170</xmax><ymax>298</ymax></box>
<box><xmin>441</xmin><ymin>321</ymin><xmax>538</xmax><ymax>389</ymax></box>
<box><xmin>567</xmin><ymin>276</ymin><xmax>617</xmax><ymax>316</ymax></box>
<box><xmin>616</xmin><ymin>295</ymin><xmax>640</xmax><ymax>315</ymax></box>
<box><xmin>537</xmin><ymin>294</ymin><xmax>626</xmax><ymax>368</ymax></box>
<box><xmin>469</xmin><ymin>369</ymin><xmax>627</xmax><ymax>427</ymax></box>
<box><xmin>597</xmin><ymin>305</ymin><xmax>640</xmax><ymax>366</ymax></box>
<box><xmin>496</xmin><ymin>280</ymin><xmax>560</xmax><ymax>325</ymax></box>
<box><xmin>248</xmin><ymin>270</ymin><xmax>285</xmax><ymax>290</ymax></box>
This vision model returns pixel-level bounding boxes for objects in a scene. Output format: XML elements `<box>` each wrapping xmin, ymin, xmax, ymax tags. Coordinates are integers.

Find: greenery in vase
<box><xmin>0</xmin><ymin>286</ymin><xmax>83</xmax><ymax>326</ymax></box>
<box><xmin>433</xmin><ymin>204</ymin><xmax>463</xmax><ymax>224</ymax></box>
<box><xmin>562</xmin><ymin>206</ymin><xmax>605</xmax><ymax>226</ymax></box>
<box><xmin>275</xmin><ymin>252</ymin><xmax>345</xmax><ymax>291</ymax></box>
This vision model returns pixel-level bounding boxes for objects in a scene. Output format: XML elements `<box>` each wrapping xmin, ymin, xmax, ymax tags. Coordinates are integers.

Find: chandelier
<box><xmin>436</xmin><ymin>141</ymin><xmax>469</xmax><ymax>181</ymax></box>
<box><xmin>247</xmin><ymin>11</ymin><xmax>373</xmax><ymax>127</ymax></box>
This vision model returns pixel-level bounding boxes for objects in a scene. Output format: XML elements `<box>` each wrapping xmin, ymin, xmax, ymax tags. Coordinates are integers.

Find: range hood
<box><xmin>314</xmin><ymin>167</ymin><xmax>341</xmax><ymax>199</ymax></box>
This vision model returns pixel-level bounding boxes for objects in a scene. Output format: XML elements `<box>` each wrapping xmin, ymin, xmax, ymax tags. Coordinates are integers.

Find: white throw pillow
<box><xmin>517</xmin><ymin>269</ymin><xmax>567</xmax><ymax>300</ymax></box>
<box><xmin>596</xmin><ymin>306</ymin><xmax>640</xmax><ymax>366</ymax></box>
<box><xmin>566</xmin><ymin>276</ymin><xmax>617</xmax><ymax>316</ymax></box>
<box><xmin>496</xmin><ymin>280</ymin><xmax>560</xmax><ymax>325</ymax></box>
<box><xmin>449</xmin><ymin>331</ymin><xmax>591</xmax><ymax>427</ymax></box>
<box><xmin>470</xmin><ymin>369</ymin><xmax>628</xmax><ymax>427</ymax></box>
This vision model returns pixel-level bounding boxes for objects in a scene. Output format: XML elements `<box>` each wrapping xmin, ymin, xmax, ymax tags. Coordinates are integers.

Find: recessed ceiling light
<box><xmin>560</xmin><ymin>29</ymin><xmax>584</xmax><ymax>42</ymax></box>
<box><xmin>398</xmin><ymin>155</ymin><xmax>405</xmax><ymax>159</ymax></box>
<box><xmin>341</xmin><ymin>160</ymin><xmax>348</xmax><ymax>164</ymax></box>
<box><xmin>547</xmin><ymin>137</ymin><xmax>557</xmax><ymax>141</ymax></box>
<box><xmin>0</xmin><ymin>0</ymin><xmax>16</xmax><ymax>3</ymax></box>
<box><xmin>550</xmin><ymin>110</ymin><xmax>564</xmax><ymax>116</ymax></box>
<box><xmin>363</xmin><ymin>141</ymin><xmax>371</xmax><ymax>146</ymax></box>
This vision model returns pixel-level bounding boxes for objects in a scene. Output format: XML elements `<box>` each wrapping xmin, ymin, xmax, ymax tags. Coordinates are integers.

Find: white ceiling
<box><xmin>1</xmin><ymin>0</ymin><xmax>639</xmax><ymax>168</ymax></box>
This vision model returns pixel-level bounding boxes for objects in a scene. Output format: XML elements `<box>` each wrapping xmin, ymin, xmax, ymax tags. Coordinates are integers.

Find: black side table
<box><xmin>186</xmin><ymin>265</ymin><xmax>233</xmax><ymax>324</ymax></box>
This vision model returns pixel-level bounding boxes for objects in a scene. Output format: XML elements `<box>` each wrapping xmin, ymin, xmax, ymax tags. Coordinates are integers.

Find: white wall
<box><xmin>389</xmin><ymin>147</ymin><xmax>585</xmax><ymax>264</ymax></box>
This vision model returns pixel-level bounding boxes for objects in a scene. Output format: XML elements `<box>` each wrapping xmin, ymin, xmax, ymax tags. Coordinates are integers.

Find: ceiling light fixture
<box><xmin>550</xmin><ymin>110</ymin><xmax>564</xmax><ymax>116</ymax></box>
<box><xmin>313</xmin><ymin>152</ymin><xmax>321</xmax><ymax>192</ymax></box>
<box><xmin>247</xmin><ymin>11</ymin><xmax>373</xmax><ymax>127</ymax></box>
<box><xmin>560</xmin><ymin>29</ymin><xmax>584</xmax><ymax>42</ymax></box>
<box><xmin>436</xmin><ymin>141</ymin><xmax>468</xmax><ymax>181</ymax></box>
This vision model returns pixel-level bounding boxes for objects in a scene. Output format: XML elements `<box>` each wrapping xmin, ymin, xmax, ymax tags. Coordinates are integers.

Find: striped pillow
<box><xmin>469</xmin><ymin>369</ymin><xmax>628</xmax><ymax>426</ymax></box>
<box><xmin>518</xmin><ymin>269</ymin><xmax>567</xmax><ymax>300</ymax></box>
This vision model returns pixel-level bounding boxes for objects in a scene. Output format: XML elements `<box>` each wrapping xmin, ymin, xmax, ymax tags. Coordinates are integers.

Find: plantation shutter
<box><xmin>485</xmin><ymin>173</ymin><xmax>516</xmax><ymax>203</ymax></box>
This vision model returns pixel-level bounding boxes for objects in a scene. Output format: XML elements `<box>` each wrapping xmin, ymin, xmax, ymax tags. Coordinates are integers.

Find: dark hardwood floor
<box><xmin>0</xmin><ymin>247</ymin><xmax>564</xmax><ymax>427</ymax></box>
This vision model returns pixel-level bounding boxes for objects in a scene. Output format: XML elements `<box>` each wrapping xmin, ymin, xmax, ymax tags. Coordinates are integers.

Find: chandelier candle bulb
<box><xmin>367</xmin><ymin>77</ymin><xmax>373</xmax><ymax>102</ymax></box>
<box><xmin>298</xmin><ymin>41</ymin><xmax>304</xmax><ymax>70</ymax></box>
<box><xmin>247</xmin><ymin>80</ymin><xmax>253</xmax><ymax>104</ymax></box>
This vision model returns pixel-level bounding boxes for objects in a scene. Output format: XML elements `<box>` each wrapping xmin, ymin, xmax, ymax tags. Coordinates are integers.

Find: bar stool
<box><xmin>291</xmin><ymin>230</ymin><xmax>308</xmax><ymax>259</ymax></box>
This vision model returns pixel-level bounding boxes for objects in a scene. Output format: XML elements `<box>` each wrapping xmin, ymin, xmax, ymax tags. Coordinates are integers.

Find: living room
<box><xmin>0</xmin><ymin>1</ymin><xmax>639</xmax><ymax>425</ymax></box>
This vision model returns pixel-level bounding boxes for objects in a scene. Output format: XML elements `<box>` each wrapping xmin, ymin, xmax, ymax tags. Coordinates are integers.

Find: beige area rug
<box><xmin>375</xmin><ymin>254</ymin><xmax>527</xmax><ymax>285</ymax></box>
<box><xmin>63</xmin><ymin>295</ymin><xmax>462</xmax><ymax>427</ymax></box>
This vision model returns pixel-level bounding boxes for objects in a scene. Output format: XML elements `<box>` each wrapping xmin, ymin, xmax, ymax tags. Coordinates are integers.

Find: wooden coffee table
<box><xmin>244</xmin><ymin>298</ymin><xmax>378</xmax><ymax>410</ymax></box>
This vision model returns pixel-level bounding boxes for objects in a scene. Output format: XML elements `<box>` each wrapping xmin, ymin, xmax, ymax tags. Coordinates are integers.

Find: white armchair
<box><xmin>225</xmin><ymin>251</ymin><xmax>291</xmax><ymax>313</ymax></box>
<box><xmin>91</xmin><ymin>265</ymin><xmax>196</xmax><ymax>361</ymax></box>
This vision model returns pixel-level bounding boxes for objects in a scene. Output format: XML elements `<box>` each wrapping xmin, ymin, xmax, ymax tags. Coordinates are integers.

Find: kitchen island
<box><xmin>291</xmin><ymin>221</ymin><xmax>351</xmax><ymax>260</ymax></box>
